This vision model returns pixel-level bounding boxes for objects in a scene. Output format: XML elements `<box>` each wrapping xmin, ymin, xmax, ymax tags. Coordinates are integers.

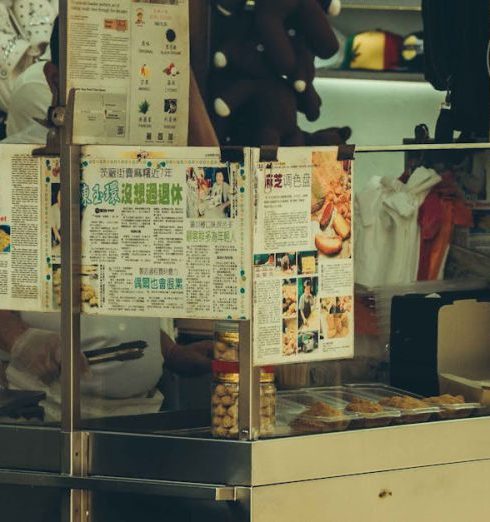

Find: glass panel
<box><xmin>0</xmin><ymin>310</ymin><xmax>61</xmax><ymax>426</ymax></box>
<box><xmin>79</xmin><ymin>314</ymin><xmax>213</xmax><ymax>433</ymax></box>
<box><xmin>72</xmin><ymin>147</ymin><xmax>490</xmax><ymax>440</ymax></box>
<box><xmin>274</xmin><ymin>147</ymin><xmax>490</xmax><ymax>437</ymax></box>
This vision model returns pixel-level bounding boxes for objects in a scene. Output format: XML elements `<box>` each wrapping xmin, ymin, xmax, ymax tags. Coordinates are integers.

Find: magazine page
<box><xmin>68</xmin><ymin>0</ymin><xmax>189</xmax><ymax>146</ymax></box>
<box><xmin>0</xmin><ymin>146</ymin><xmax>55</xmax><ymax>312</ymax></box>
<box><xmin>253</xmin><ymin>148</ymin><xmax>354</xmax><ymax>366</ymax></box>
<box><xmin>79</xmin><ymin>146</ymin><xmax>251</xmax><ymax>319</ymax></box>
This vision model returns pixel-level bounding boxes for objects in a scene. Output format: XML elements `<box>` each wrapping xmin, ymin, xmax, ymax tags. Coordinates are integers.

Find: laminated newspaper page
<box><xmin>68</xmin><ymin>0</ymin><xmax>189</xmax><ymax>146</ymax></box>
<box><xmin>0</xmin><ymin>145</ymin><xmax>60</xmax><ymax>312</ymax></box>
<box><xmin>253</xmin><ymin>148</ymin><xmax>354</xmax><ymax>366</ymax></box>
<box><xmin>79</xmin><ymin>146</ymin><xmax>252</xmax><ymax>319</ymax></box>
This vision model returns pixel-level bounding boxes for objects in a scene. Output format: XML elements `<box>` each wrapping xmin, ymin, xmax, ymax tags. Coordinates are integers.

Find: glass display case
<box><xmin>0</xmin><ymin>1</ymin><xmax>490</xmax><ymax>521</ymax></box>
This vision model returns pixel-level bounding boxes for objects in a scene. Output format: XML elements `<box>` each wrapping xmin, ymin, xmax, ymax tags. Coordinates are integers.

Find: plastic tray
<box><xmin>311</xmin><ymin>387</ymin><xmax>401</xmax><ymax>429</ymax></box>
<box><xmin>345</xmin><ymin>384</ymin><xmax>440</xmax><ymax>425</ymax></box>
<box><xmin>278</xmin><ymin>390</ymin><xmax>358</xmax><ymax>434</ymax></box>
<box><xmin>421</xmin><ymin>395</ymin><xmax>483</xmax><ymax>420</ymax></box>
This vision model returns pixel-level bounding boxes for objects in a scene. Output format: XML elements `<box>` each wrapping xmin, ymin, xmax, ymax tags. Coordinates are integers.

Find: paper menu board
<box><xmin>79</xmin><ymin>146</ymin><xmax>252</xmax><ymax>320</ymax></box>
<box><xmin>68</xmin><ymin>0</ymin><xmax>189</xmax><ymax>146</ymax></box>
<box><xmin>252</xmin><ymin>148</ymin><xmax>354</xmax><ymax>366</ymax></box>
<box><xmin>0</xmin><ymin>145</ymin><xmax>60</xmax><ymax>313</ymax></box>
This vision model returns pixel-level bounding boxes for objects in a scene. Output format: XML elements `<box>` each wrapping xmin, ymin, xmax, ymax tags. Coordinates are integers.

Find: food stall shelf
<box><xmin>0</xmin><ymin>469</ymin><xmax>236</xmax><ymax>501</ymax></box>
<box><xmin>88</xmin><ymin>416</ymin><xmax>490</xmax><ymax>487</ymax></box>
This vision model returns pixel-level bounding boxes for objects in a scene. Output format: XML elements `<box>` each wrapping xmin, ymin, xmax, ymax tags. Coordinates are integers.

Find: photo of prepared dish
<box><xmin>298</xmin><ymin>331</ymin><xmax>318</xmax><ymax>354</ymax></box>
<box><xmin>320</xmin><ymin>296</ymin><xmax>351</xmax><ymax>339</ymax></box>
<box><xmin>298</xmin><ymin>278</ymin><xmax>319</xmax><ymax>332</ymax></box>
<box><xmin>276</xmin><ymin>252</ymin><xmax>297</xmax><ymax>275</ymax></box>
<box><xmin>282</xmin><ymin>318</ymin><xmax>298</xmax><ymax>356</ymax></box>
<box><xmin>0</xmin><ymin>225</ymin><xmax>11</xmax><ymax>253</ymax></box>
<box><xmin>282</xmin><ymin>279</ymin><xmax>297</xmax><ymax>319</ymax></box>
<box><xmin>52</xmin><ymin>265</ymin><xmax>99</xmax><ymax>309</ymax></box>
<box><xmin>81</xmin><ymin>265</ymin><xmax>99</xmax><ymax>308</ymax></box>
<box><xmin>311</xmin><ymin>151</ymin><xmax>352</xmax><ymax>259</ymax></box>
<box><xmin>297</xmin><ymin>250</ymin><xmax>318</xmax><ymax>275</ymax></box>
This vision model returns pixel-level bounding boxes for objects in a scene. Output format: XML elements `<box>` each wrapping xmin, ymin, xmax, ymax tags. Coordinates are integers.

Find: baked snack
<box><xmin>379</xmin><ymin>395</ymin><xmax>428</xmax><ymax>409</ymax></box>
<box><xmin>211</xmin><ymin>380</ymin><xmax>276</xmax><ymax>438</ymax></box>
<box><xmin>346</xmin><ymin>397</ymin><xmax>384</xmax><ymax>414</ymax></box>
<box><xmin>423</xmin><ymin>394</ymin><xmax>465</xmax><ymax>406</ymax></box>
<box><xmin>290</xmin><ymin>401</ymin><xmax>349</xmax><ymax>433</ymax></box>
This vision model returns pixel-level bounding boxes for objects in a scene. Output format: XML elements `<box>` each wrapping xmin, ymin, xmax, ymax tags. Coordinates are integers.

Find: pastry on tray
<box><xmin>346</xmin><ymin>397</ymin><xmax>384</xmax><ymax>414</ymax></box>
<box><xmin>378</xmin><ymin>395</ymin><xmax>428</xmax><ymax>410</ymax></box>
<box><xmin>423</xmin><ymin>394</ymin><xmax>465</xmax><ymax>406</ymax></box>
<box><xmin>290</xmin><ymin>401</ymin><xmax>348</xmax><ymax>433</ymax></box>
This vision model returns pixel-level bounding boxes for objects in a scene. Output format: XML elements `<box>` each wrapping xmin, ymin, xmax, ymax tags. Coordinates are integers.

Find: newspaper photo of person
<box><xmin>186</xmin><ymin>167</ymin><xmax>232</xmax><ymax>219</ymax></box>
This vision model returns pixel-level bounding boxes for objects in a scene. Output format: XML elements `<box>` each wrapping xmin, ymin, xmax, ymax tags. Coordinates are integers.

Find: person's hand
<box><xmin>161</xmin><ymin>330</ymin><xmax>213</xmax><ymax>377</ymax></box>
<box><xmin>184</xmin><ymin>341</ymin><xmax>214</xmax><ymax>376</ymax></box>
<box><xmin>10</xmin><ymin>328</ymin><xmax>88</xmax><ymax>385</ymax></box>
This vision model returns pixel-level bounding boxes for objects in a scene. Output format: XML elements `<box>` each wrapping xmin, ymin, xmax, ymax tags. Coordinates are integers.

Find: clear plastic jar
<box><xmin>214</xmin><ymin>321</ymin><xmax>239</xmax><ymax>362</ymax></box>
<box><xmin>211</xmin><ymin>362</ymin><xmax>276</xmax><ymax>439</ymax></box>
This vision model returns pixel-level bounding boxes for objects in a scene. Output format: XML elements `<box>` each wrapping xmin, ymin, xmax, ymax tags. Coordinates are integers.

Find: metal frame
<box><xmin>1</xmin><ymin>3</ymin><xmax>490</xmax><ymax>521</ymax></box>
<box><xmin>0</xmin><ymin>469</ymin><xmax>236</xmax><ymax>501</ymax></box>
<box><xmin>86</xmin><ymin>416</ymin><xmax>490</xmax><ymax>487</ymax></box>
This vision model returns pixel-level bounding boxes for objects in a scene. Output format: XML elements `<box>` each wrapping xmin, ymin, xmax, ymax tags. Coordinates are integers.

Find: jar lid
<box><xmin>215</xmin><ymin>320</ymin><xmax>239</xmax><ymax>334</ymax></box>
<box><xmin>212</xmin><ymin>360</ymin><xmax>239</xmax><ymax>374</ymax></box>
<box><xmin>212</xmin><ymin>361</ymin><xmax>276</xmax><ymax>383</ymax></box>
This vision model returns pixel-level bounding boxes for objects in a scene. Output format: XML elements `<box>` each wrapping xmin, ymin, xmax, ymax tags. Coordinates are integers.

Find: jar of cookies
<box><xmin>214</xmin><ymin>321</ymin><xmax>239</xmax><ymax>362</ymax></box>
<box><xmin>211</xmin><ymin>361</ymin><xmax>276</xmax><ymax>439</ymax></box>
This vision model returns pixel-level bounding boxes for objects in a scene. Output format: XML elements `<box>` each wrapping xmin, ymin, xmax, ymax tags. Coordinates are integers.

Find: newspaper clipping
<box><xmin>68</xmin><ymin>0</ymin><xmax>189</xmax><ymax>146</ymax></box>
<box><xmin>0</xmin><ymin>146</ymin><xmax>59</xmax><ymax>312</ymax></box>
<box><xmin>79</xmin><ymin>146</ymin><xmax>251</xmax><ymax>319</ymax></box>
<box><xmin>253</xmin><ymin>148</ymin><xmax>354</xmax><ymax>365</ymax></box>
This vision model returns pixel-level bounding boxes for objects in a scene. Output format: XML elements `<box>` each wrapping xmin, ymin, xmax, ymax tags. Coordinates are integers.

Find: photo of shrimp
<box><xmin>52</xmin><ymin>264</ymin><xmax>100</xmax><ymax>310</ymax></box>
<box><xmin>311</xmin><ymin>151</ymin><xmax>352</xmax><ymax>259</ymax></box>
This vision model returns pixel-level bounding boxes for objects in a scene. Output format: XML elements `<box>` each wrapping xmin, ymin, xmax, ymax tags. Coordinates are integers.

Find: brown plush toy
<box><xmin>213</xmin><ymin>23</ymin><xmax>323</xmax><ymax>121</ymax></box>
<box><xmin>213</xmin><ymin>73</ymin><xmax>304</xmax><ymax>146</ymax></box>
<box><xmin>303</xmin><ymin>126</ymin><xmax>352</xmax><ymax>145</ymax></box>
<box><xmin>255</xmin><ymin>0</ymin><xmax>341</xmax><ymax>76</ymax></box>
<box><xmin>211</xmin><ymin>0</ymin><xmax>348</xmax><ymax>147</ymax></box>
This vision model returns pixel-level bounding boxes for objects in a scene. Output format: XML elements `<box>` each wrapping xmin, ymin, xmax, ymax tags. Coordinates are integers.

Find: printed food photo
<box><xmin>0</xmin><ymin>225</ymin><xmax>11</xmax><ymax>253</ymax></box>
<box><xmin>311</xmin><ymin>152</ymin><xmax>352</xmax><ymax>259</ymax></box>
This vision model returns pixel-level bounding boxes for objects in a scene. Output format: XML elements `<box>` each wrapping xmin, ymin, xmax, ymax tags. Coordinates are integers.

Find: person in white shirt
<box><xmin>209</xmin><ymin>170</ymin><xmax>231</xmax><ymax>217</ymax></box>
<box><xmin>0</xmin><ymin>17</ymin><xmax>213</xmax><ymax>420</ymax></box>
<box><xmin>0</xmin><ymin>0</ymin><xmax>56</xmax><ymax>113</ymax></box>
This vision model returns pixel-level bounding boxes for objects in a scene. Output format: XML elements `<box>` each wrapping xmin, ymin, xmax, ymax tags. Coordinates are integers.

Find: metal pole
<box><xmin>58</xmin><ymin>2</ymin><xmax>89</xmax><ymax>520</ymax></box>
<box><xmin>238</xmin><ymin>320</ymin><xmax>260</xmax><ymax>441</ymax></box>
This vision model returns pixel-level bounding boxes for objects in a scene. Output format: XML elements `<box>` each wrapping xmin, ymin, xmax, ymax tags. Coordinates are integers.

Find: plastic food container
<box><xmin>214</xmin><ymin>321</ymin><xmax>239</xmax><ymax>362</ymax></box>
<box><xmin>311</xmin><ymin>387</ymin><xmax>401</xmax><ymax>429</ymax></box>
<box><xmin>345</xmin><ymin>384</ymin><xmax>439</xmax><ymax>425</ymax></box>
<box><xmin>421</xmin><ymin>395</ymin><xmax>483</xmax><ymax>420</ymax></box>
<box><xmin>211</xmin><ymin>361</ymin><xmax>276</xmax><ymax>439</ymax></box>
<box><xmin>278</xmin><ymin>390</ymin><xmax>358</xmax><ymax>434</ymax></box>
